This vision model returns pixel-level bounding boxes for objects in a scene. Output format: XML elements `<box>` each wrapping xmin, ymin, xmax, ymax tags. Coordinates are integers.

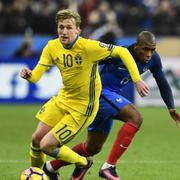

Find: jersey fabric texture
<box><xmin>88</xmin><ymin>44</ymin><xmax>175</xmax><ymax>133</ymax></box>
<box><xmin>28</xmin><ymin>37</ymin><xmax>141</xmax><ymax>143</ymax></box>
<box><xmin>36</xmin><ymin>97</ymin><xmax>98</xmax><ymax>145</ymax></box>
<box><xmin>29</xmin><ymin>37</ymin><xmax>140</xmax><ymax>116</ymax></box>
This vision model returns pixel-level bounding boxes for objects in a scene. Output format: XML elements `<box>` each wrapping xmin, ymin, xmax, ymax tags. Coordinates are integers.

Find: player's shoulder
<box><xmin>43</xmin><ymin>38</ymin><xmax>59</xmax><ymax>50</ymax></box>
<box><xmin>72</xmin><ymin>36</ymin><xmax>90</xmax><ymax>48</ymax></box>
<box><xmin>152</xmin><ymin>50</ymin><xmax>161</xmax><ymax>61</ymax></box>
<box><xmin>149</xmin><ymin>51</ymin><xmax>162</xmax><ymax>69</ymax></box>
<box><xmin>77</xmin><ymin>36</ymin><xmax>106</xmax><ymax>51</ymax></box>
<box><xmin>78</xmin><ymin>36</ymin><xmax>98</xmax><ymax>44</ymax></box>
<box><xmin>47</xmin><ymin>38</ymin><xmax>59</xmax><ymax>45</ymax></box>
<box><xmin>153</xmin><ymin>50</ymin><xmax>160</xmax><ymax>56</ymax></box>
<box><xmin>45</xmin><ymin>38</ymin><xmax>63</xmax><ymax>52</ymax></box>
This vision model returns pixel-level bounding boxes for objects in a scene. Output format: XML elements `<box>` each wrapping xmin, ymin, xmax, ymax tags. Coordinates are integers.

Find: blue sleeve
<box><xmin>149</xmin><ymin>52</ymin><xmax>175</xmax><ymax>109</ymax></box>
<box><xmin>155</xmin><ymin>75</ymin><xmax>175</xmax><ymax>109</ymax></box>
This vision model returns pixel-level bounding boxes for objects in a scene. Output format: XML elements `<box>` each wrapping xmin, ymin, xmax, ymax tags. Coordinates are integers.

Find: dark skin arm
<box><xmin>169</xmin><ymin>109</ymin><xmax>180</xmax><ymax>128</ymax></box>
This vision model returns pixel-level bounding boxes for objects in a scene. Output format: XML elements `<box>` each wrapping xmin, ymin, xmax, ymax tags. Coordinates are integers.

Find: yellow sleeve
<box><xmin>85</xmin><ymin>40</ymin><xmax>113</xmax><ymax>62</ymax></box>
<box><xmin>28</xmin><ymin>42</ymin><xmax>53</xmax><ymax>83</ymax></box>
<box><xmin>28</xmin><ymin>64</ymin><xmax>49</xmax><ymax>83</ymax></box>
<box><xmin>39</xmin><ymin>42</ymin><xmax>54</xmax><ymax>66</ymax></box>
<box><xmin>112</xmin><ymin>46</ymin><xmax>141</xmax><ymax>83</ymax></box>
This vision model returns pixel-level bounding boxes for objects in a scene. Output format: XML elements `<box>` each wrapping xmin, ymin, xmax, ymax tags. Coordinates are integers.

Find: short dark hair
<box><xmin>136</xmin><ymin>31</ymin><xmax>156</xmax><ymax>45</ymax></box>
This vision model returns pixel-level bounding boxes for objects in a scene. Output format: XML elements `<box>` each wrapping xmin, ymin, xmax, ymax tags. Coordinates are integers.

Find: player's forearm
<box><xmin>113</xmin><ymin>46</ymin><xmax>141</xmax><ymax>83</ymax></box>
<box><xmin>156</xmin><ymin>76</ymin><xmax>175</xmax><ymax>109</ymax></box>
<box><xmin>28</xmin><ymin>64</ymin><xmax>48</xmax><ymax>83</ymax></box>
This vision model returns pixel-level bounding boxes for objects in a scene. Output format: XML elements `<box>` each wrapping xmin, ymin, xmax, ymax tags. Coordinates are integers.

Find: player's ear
<box><xmin>134</xmin><ymin>45</ymin><xmax>137</xmax><ymax>50</ymax></box>
<box><xmin>77</xmin><ymin>27</ymin><xmax>81</xmax><ymax>35</ymax></box>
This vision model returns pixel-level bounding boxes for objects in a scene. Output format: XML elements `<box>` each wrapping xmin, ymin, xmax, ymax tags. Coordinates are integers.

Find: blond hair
<box><xmin>56</xmin><ymin>9</ymin><xmax>81</xmax><ymax>27</ymax></box>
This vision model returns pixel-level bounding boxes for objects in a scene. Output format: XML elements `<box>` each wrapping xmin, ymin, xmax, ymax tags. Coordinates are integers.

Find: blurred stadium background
<box><xmin>0</xmin><ymin>0</ymin><xmax>180</xmax><ymax>179</ymax></box>
<box><xmin>0</xmin><ymin>0</ymin><xmax>180</xmax><ymax>105</ymax></box>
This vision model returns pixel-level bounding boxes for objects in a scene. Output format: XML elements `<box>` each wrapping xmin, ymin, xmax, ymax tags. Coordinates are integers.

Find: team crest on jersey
<box><xmin>143</xmin><ymin>67</ymin><xmax>148</xmax><ymax>72</ymax></box>
<box><xmin>75</xmin><ymin>54</ymin><xmax>82</xmax><ymax>65</ymax></box>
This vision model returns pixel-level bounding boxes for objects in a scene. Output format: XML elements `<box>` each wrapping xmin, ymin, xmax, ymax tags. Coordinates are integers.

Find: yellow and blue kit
<box><xmin>28</xmin><ymin>36</ymin><xmax>141</xmax><ymax>144</ymax></box>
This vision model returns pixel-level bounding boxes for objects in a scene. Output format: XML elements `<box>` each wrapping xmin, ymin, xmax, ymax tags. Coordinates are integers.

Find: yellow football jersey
<box><xmin>29</xmin><ymin>36</ymin><xmax>141</xmax><ymax>116</ymax></box>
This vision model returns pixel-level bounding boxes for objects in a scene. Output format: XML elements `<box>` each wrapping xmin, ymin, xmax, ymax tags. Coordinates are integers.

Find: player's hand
<box><xmin>135</xmin><ymin>80</ymin><xmax>149</xmax><ymax>97</ymax></box>
<box><xmin>169</xmin><ymin>109</ymin><xmax>180</xmax><ymax>128</ymax></box>
<box><xmin>20</xmin><ymin>67</ymin><xmax>32</xmax><ymax>79</ymax></box>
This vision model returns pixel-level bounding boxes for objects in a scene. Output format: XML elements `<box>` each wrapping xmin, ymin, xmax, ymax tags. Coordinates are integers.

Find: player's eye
<box><xmin>67</xmin><ymin>26</ymin><xmax>73</xmax><ymax>30</ymax></box>
<box><xmin>143</xmin><ymin>47</ymin><xmax>149</xmax><ymax>51</ymax></box>
<box><xmin>143</xmin><ymin>47</ymin><xmax>155</xmax><ymax>52</ymax></box>
<box><xmin>58</xmin><ymin>25</ymin><xmax>64</xmax><ymax>29</ymax></box>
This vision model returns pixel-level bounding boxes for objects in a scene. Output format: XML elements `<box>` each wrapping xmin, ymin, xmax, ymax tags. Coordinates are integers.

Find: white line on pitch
<box><xmin>0</xmin><ymin>160</ymin><xmax>180</xmax><ymax>164</ymax></box>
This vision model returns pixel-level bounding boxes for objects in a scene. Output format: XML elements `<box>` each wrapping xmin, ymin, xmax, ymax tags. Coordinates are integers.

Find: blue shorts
<box><xmin>88</xmin><ymin>88</ymin><xmax>131</xmax><ymax>134</ymax></box>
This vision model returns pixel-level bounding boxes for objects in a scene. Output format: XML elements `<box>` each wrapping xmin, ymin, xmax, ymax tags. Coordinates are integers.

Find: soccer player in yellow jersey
<box><xmin>20</xmin><ymin>9</ymin><xmax>149</xmax><ymax>179</ymax></box>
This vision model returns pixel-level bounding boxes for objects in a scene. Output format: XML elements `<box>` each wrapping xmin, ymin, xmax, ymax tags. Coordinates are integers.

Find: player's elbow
<box><xmin>120</xmin><ymin>47</ymin><xmax>131</xmax><ymax>56</ymax></box>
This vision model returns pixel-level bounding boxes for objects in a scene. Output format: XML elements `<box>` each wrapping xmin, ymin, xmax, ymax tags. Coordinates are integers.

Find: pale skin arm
<box><xmin>20</xmin><ymin>67</ymin><xmax>32</xmax><ymax>79</ymax></box>
<box><xmin>20</xmin><ymin>64</ymin><xmax>48</xmax><ymax>82</ymax></box>
<box><xmin>134</xmin><ymin>79</ymin><xmax>149</xmax><ymax>97</ymax></box>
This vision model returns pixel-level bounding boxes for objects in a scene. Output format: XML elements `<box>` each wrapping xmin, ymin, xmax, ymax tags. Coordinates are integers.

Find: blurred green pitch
<box><xmin>0</xmin><ymin>105</ymin><xmax>179</xmax><ymax>180</ymax></box>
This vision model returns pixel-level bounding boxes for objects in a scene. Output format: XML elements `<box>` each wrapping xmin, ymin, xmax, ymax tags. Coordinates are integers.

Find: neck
<box><xmin>63</xmin><ymin>35</ymin><xmax>79</xmax><ymax>49</ymax></box>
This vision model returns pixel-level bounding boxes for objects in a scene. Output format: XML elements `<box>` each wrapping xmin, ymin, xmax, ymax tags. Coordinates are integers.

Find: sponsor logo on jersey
<box><xmin>75</xmin><ymin>54</ymin><xmax>82</xmax><ymax>65</ymax></box>
<box><xmin>55</xmin><ymin>57</ymin><xmax>61</xmax><ymax>64</ymax></box>
<box><xmin>116</xmin><ymin>98</ymin><xmax>122</xmax><ymax>103</ymax></box>
<box><xmin>55</xmin><ymin>57</ymin><xmax>62</xmax><ymax>64</ymax></box>
<box><xmin>118</xmin><ymin>67</ymin><xmax>127</xmax><ymax>71</ymax></box>
<box><xmin>39</xmin><ymin>106</ymin><xmax>45</xmax><ymax>114</ymax></box>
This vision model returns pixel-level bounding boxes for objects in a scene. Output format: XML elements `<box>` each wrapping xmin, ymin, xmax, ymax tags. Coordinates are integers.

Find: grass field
<box><xmin>0</xmin><ymin>105</ymin><xmax>180</xmax><ymax>180</ymax></box>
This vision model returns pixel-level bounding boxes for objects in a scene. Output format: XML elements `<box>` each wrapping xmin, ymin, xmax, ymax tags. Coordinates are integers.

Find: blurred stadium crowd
<box><xmin>0</xmin><ymin>0</ymin><xmax>179</xmax><ymax>106</ymax></box>
<box><xmin>0</xmin><ymin>0</ymin><xmax>180</xmax><ymax>36</ymax></box>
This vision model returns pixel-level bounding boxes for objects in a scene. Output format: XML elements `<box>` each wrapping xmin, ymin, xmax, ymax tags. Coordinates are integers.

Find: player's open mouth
<box><xmin>61</xmin><ymin>37</ymin><xmax>68</xmax><ymax>41</ymax></box>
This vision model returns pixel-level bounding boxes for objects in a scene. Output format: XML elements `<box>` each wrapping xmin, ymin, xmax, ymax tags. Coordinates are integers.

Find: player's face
<box><xmin>135</xmin><ymin>43</ymin><xmax>156</xmax><ymax>64</ymax></box>
<box><xmin>57</xmin><ymin>18</ymin><xmax>80</xmax><ymax>46</ymax></box>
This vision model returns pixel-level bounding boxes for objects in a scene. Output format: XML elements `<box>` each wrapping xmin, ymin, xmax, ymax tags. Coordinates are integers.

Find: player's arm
<box><xmin>20</xmin><ymin>64</ymin><xmax>49</xmax><ymax>83</ymax></box>
<box><xmin>85</xmin><ymin>40</ymin><xmax>148</xmax><ymax>96</ymax></box>
<box><xmin>150</xmin><ymin>54</ymin><xmax>180</xmax><ymax>127</ymax></box>
<box><xmin>20</xmin><ymin>42</ymin><xmax>52</xmax><ymax>83</ymax></box>
<box><xmin>112</xmin><ymin>46</ymin><xmax>149</xmax><ymax>97</ymax></box>
<box><xmin>154</xmin><ymin>74</ymin><xmax>180</xmax><ymax>127</ymax></box>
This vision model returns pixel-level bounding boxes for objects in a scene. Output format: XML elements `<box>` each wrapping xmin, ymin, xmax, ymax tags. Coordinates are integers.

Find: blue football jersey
<box><xmin>99</xmin><ymin>44</ymin><xmax>164</xmax><ymax>94</ymax></box>
<box><xmin>88</xmin><ymin>44</ymin><xmax>174</xmax><ymax>133</ymax></box>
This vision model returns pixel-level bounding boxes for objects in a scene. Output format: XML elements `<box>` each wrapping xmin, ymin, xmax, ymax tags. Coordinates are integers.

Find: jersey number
<box><xmin>56</xmin><ymin>124</ymin><xmax>72</xmax><ymax>141</ymax></box>
<box><xmin>63</xmin><ymin>54</ymin><xmax>73</xmax><ymax>67</ymax></box>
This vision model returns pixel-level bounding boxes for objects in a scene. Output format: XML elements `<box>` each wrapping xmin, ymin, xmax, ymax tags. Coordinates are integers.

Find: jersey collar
<box><xmin>63</xmin><ymin>35</ymin><xmax>79</xmax><ymax>49</ymax></box>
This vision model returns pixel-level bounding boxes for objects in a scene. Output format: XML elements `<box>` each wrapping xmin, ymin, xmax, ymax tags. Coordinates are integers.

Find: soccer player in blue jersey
<box><xmin>46</xmin><ymin>31</ymin><xmax>180</xmax><ymax>180</ymax></box>
<box><xmin>20</xmin><ymin>9</ymin><xmax>149</xmax><ymax>180</ymax></box>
